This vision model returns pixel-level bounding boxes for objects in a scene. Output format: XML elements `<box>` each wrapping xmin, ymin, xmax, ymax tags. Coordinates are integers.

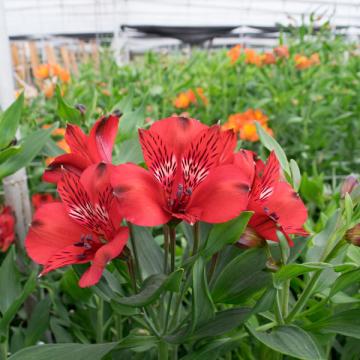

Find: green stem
<box><xmin>128</xmin><ymin>222</ymin><xmax>142</xmax><ymax>281</ymax></box>
<box><xmin>281</xmin><ymin>279</ymin><xmax>290</xmax><ymax>319</ymax></box>
<box><xmin>114</xmin><ymin>315</ymin><xmax>123</xmax><ymax>340</ymax></box>
<box><xmin>286</xmin><ymin>238</ymin><xmax>345</xmax><ymax>323</ymax></box>
<box><xmin>208</xmin><ymin>253</ymin><xmax>218</xmax><ymax>282</ymax></box>
<box><xmin>158</xmin><ymin>341</ymin><xmax>169</xmax><ymax>360</ymax></box>
<box><xmin>164</xmin><ymin>292</ymin><xmax>174</xmax><ymax>334</ymax></box>
<box><xmin>192</xmin><ymin>222</ymin><xmax>200</xmax><ymax>256</ymax></box>
<box><xmin>0</xmin><ymin>341</ymin><xmax>7</xmax><ymax>360</ymax></box>
<box><xmin>274</xmin><ymin>289</ymin><xmax>284</xmax><ymax>325</ymax></box>
<box><xmin>169</xmin><ymin>226</ymin><xmax>176</xmax><ymax>273</ymax></box>
<box><xmin>164</xmin><ymin>225</ymin><xmax>170</xmax><ymax>274</ymax></box>
<box><xmin>96</xmin><ymin>297</ymin><xmax>104</xmax><ymax>343</ymax></box>
<box><xmin>127</xmin><ymin>257</ymin><xmax>137</xmax><ymax>293</ymax></box>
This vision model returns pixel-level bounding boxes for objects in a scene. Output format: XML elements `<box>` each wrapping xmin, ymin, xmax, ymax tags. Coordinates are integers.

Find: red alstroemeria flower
<box><xmin>245</xmin><ymin>151</ymin><xmax>308</xmax><ymax>246</ymax></box>
<box><xmin>43</xmin><ymin>114</ymin><xmax>120</xmax><ymax>183</ymax></box>
<box><xmin>32</xmin><ymin>193</ymin><xmax>56</xmax><ymax>210</ymax></box>
<box><xmin>26</xmin><ymin>163</ymin><xmax>129</xmax><ymax>287</ymax></box>
<box><xmin>0</xmin><ymin>206</ymin><xmax>15</xmax><ymax>252</ymax></box>
<box><xmin>111</xmin><ymin>116</ymin><xmax>253</xmax><ymax>226</ymax></box>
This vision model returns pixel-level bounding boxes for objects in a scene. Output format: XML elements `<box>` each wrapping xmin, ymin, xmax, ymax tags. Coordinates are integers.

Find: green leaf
<box><xmin>116</xmin><ymin>269</ymin><xmax>183</xmax><ymax>307</ymax></box>
<box><xmin>192</xmin><ymin>257</ymin><xmax>215</xmax><ymax>328</ymax></box>
<box><xmin>0</xmin><ymin>272</ymin><xmax>36</xmax><ymax>333</ymax></box>
<box><xmin>308</xmin><ymin>309</ymin><xmax>360</xmax><ymax>339</ymax></box>
<box><xmin>117</xmin><ymin>335</ymin><xmax>158</xmax><ymax>352</ymax></box>
<box><xmin>0</xmin><ymin>248</ymin><xmax>21</xmax><ymax>315</ymax></box>
<box><xmin>191</xmin><ymin>307</ymin><xmax>251</xmax><ymax>339</ymax></box>
<box><xmin>0</xmin><ymin>93</ymin><xmax>24</xmax><ymax>149</ymax></box>
<box><xmin>60</xmin><ymin>268</ymin><xmax>92</xmax><ymax>302</ymax></box>
<box><xmin>114</xmin><ymin>138</ymin><xmax>143</xmax><ymax>164</ymax></box>
<box><xmin>0</xmin><ymin>125</ymin><xmax>55</xmax><ymax>179</ymax></box>
<box><xmin>202</xmin><ymin>211</ymin><xmax>253</xmax><ymax>258</ymax></box>
<box><xmin>25</xmin><ymin>297</ymin><xmax>51</xmax><ymax>346</ymax></box>
<box><xmin>119</xmin><ymin>100</ymin><xmax>145</xmax><ymax>140</ymax></box>
<box><xmin>248</xmin><ymin>325</ymin><xmax>325</xmax><ymax>360</ymax></box>
<box><xmin>130</xmin><ymin>225</ymin><xmax>163</xmax><ymax>278</ymax></box>
<box><xmin>8</xmin><ymin>342</ymin><xmax>117</xmax><ymax>360</ymax></box>
<box><xmin>210</xmin><ymin>248</ymin><xmax>271</xmax><ymax>304</ymax></box>
<box><xmin>344</xmin><ymin>193</ymin><xmax>353</xmax><ymax>226</ymax></box>
<box><xmin>255</xmin><ymin>121</ymin><xmax>290</xmax><ymax>174</ymax></box>
<box><xmin>290</xmin><ymin>159</ymin><xmax>301</xmax><ymax>191</ymax></box>
<box><xmin>0</xmin><ymin>146</ymin><xmax>21</xmax><ymax>163</ymax></box>
<box><xmin>274</xmin><ymin>262</ymin><xmax>332</xmax><ymax>283</ymax></box>
<box><xmin>56</xmin><ymin>86</ymin><xmax>82</xmax><ymax>124</ymax></box>
<box><xmin>329</xmin><ymin>268</ymin><xmax>360</xmax><ymax>297</ymax></box>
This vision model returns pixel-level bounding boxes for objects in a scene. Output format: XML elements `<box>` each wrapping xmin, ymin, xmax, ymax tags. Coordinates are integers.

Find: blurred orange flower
<box><xmin>227</xmin><ymin>44</ymin><xmax>242</xmax><ymax>64</ymax></box>
<box><xmin>42</xmin><ymin>82</ymin><xmax>55</xmax><ymax>98</ymax></box>
<box><xmin>274</xmin><ymin>45</ymin><xmax>289</xmax><ymax>59</ymax></box>
<box><xmin>222</xmin><ymin>109</ymin><xmax>273</xmax><ymax>142</ymax></box>
<box><xmin>244</xmin><ymin>48</ymin><xmax>262</xmax><ymax>66</ymax></box>
<box><xmin>174</xmin><ymin>88</ymin><xmax>208</xmax><ymax>109</ymax></box>
<box><xmin>34</xmin><ymin>64</ymin><xmax>51</xmax><ymax>79</ymax></box>
<box><xmin>34</xmin><ymin>63</ymin><xmax>71</xmax><ymax>83</ymax></box>
<box><xmin>260</xmin><ymin>52</ymin><xmax>276</xmax><ymax>65</ymax></box>
<box><xmin>294</xmin><ymin>53</ymin><xmax>320</xmax><ymax>70</ymax></box>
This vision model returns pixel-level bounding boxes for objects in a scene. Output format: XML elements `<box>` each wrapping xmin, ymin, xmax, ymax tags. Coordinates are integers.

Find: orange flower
<box><xmin>244</xmin><ymin>48</ymin><xmax>262</xmax><ymax>66</ymax></box>
<box><xmin>174</xmin><ymin>88</ymin><xmax>207</xmax><ymax>109</ymax></box>
<box><xmin>227</xmin><ymin>44</ymin><xmax>242</xmax><ymax>64</ymax></box>
<box><xmin>34</xmin><ymin>64</ymin><xmax>50</xmax><ymax>79</ymax></box>
<box><xmin>274</xmin><ymin>45</ymin><xmax>289</xmax><ymax>59</ymax></box>
<box><xmin>57</xmin><ymin>139</ymin><xmax>71</xmax><ymax>153</ymax></box>
<box><xmin>294</xmin><ymin>53</ymin><xmax>320</xmax><ymax>70</ymax></box>
<box><xmin>222</xmin><ymin>109</ymin><xmax>272</xmax><ymax>142</ymax></box>
<box><xmin>52</xmin><ymin>64</ymin><xmax>71</xmax><ymax>83</ymax></box>
<box><xmin>52</xmin><ymin>128</ymin><xmax>66</xmax><ymax>137</ymax></box>
<box><xmin>260</xmin><ymin>52</ymin><xmax>276</xmax><ymax>65</ymax></box>
<box><xmin>42</xmin><ymin>82</ymin><xmax>55</xmax><ymax>98</ymax></box>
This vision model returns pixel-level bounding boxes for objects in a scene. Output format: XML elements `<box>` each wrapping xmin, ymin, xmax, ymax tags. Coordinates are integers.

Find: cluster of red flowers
<box><xmin>222</xmin><ymin>109</ymin><xmax>273</xmax><ymax>142</ymax></box>
<box><xmin>0</xmin><ymin>206</ymin><xmax>15</xmax><ymax>252</ymax></box>
<box><xmin>227</xmin><ymin>44</ymin><xmax>320</xmax><ymax>70</ymax></box>
<box><xmin>173</xmin><ymin>88</ymin><xmax>208</xmax><ymax>109</ymax></box>
<box><xmin>25</xmin><ymin>115</ymin><xmax>308</xmax><ymax>287</ymax></box>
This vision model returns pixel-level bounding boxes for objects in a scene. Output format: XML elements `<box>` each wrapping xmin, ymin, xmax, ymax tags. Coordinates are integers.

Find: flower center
<box><xmin>74</xmin><ymin>234</ymin><xmax>102</xmax><ymax>260</ymax></box>
<box><xmin>167</xmin><ymin>183</ymin><xmax>193</xmax><ymax>213</ymax></box>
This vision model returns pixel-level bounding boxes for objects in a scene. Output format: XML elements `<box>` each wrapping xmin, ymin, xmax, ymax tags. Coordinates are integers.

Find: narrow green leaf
<box><xmin>8</xmin><ymin>342</ymin><xmax>117</xmax><ymax>360</ymax></box>
<box><xmin>117</xmin><ymin>335</ymin><xmax>158</xmax><ymax>352</ymax></box>
<box><xmin>344</xmin><ymin>193</ymin><xmax>353</xmax><ymax>226</ymax></box>
<box><xmin>0</xmin><ymin>125</ymin><xmax>55</xmax><ymax>179</ymax></box>
<box><xmin>116</xmin><ymin>269</ymin><xmax>183</xmax><ymax>307</ymax></box>
<box><xmin>255</xmin><ymin>121</ymin><xmax>290</xmax><ymax>174</ymax></box>
<box><xmin>308</xmin><ymin>309</ymin><xmax>360</xmax><ymax>339</ymax></box>
<box><xmin>192</xmin><ymin>257</ymin><xmax>215</xmax><ymax>328</ymax></box>
<box><xmin>290</xmin><ymin>159</ymin><xmax>301</xmax><ymax>191</ymax></box>
<box><xmin>274</xmin><ymin>262</ymin><xmax>332</xmax><ymax>283</ymax></box>
<box><xmin>329</xmin><ymin>268</ymin><xmax>360</xmax><ymax>297</ymax></box>
<box><xmin>56</xmin><ymin>86</ymin><xmax>82</xmax><ymax>124</ymax></box>
<box><xmin>0</xmin><ymin>93</ymin><xmax>24</xmax><ymax>149</ymax></box>
<box><xmin>248</xmin><ymin>325</ymin><xmax>325</xmax><ymax>360</ymax></box>
<box><xmin>0</xmin><ymin>248</ymin><xmax>21</xmax><ymax>315</ymax></box>
<box><xmin>0</xmin><ymin>146</ymin><xmax>21</xmax><ymax>163</ymax></box>
<box><xmin>203</xmin><ymin>211</ymin><xmax>253</xmax><ymax>258</ymax></box>
<box><xmin>25</xmin><ymin>297</ymin><xmax>51</xmax><ymax>346</ymax></box>
<box><xmin>211</xmin><ymin>248</ymin><xmax>271</xmax><ymax>304</ymax></box>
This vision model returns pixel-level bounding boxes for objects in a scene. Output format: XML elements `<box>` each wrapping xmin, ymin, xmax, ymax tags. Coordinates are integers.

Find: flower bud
<box><xmin>341</xmin><ymin>175</ymin><xmax>358</xmax><ymax>198</ymax></box>
<box><xmin>345</xmin><ymin>224</ymin><xmax>360</xmax><ymax>247</ymax></box>
<box><xmin>75</xmin><ymin>103</ymin><xmax>87</xmax><ymax>116</ymax></box>
<box><xmin>237</xmin><ymin>226</ymin><xmax>265</xmax><ymax>248</ymax></box>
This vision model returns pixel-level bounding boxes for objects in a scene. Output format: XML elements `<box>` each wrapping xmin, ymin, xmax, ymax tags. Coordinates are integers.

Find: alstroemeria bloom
<box><xmin>0</xmin><ymin>206</ymin><xmax>15</xmax><ymax>252</ymax></box>
<box><xmin>26</xmin><ymin>163</ymin><xmax>128</xmax><ymax>287</ymax></box>
<box><xmin>111</xmin><ymin>116</ymin><xmax>253</xmax><ymax>226</ymax></box>
<box><xmin>43</xmin><ymin>114</ymin><xmax>119</xmax><ymax>183</ymax></box>
<box><xmin>241</xmin><ymin>151</ymin><xmax>308</xmax><ymax>246</ymax></box>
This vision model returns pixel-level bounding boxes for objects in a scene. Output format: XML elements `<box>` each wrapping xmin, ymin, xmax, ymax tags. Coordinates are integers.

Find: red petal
<box><xmin>181</xmin><ymin>125</ymin><xmax>222</xmax><ymax>190</ymax></box>
<box><xmin>149</xmin><ymin>116</ymin><xmax>207</xmax><ymax>155</ymax></box>
<box><xmin>111</xmin><ymin>163</ymin><xmax>171</xmax><ymax>226</ymax></box>
<box><xmin>88</xmin><ymin>115</ymin><xmax>119</xmax><ymax>163</ymax></box>
<box><xmin>43</xmin><ymin>153</ymin><xmax>90</xmax><ymax>183</ymax></box>
<box><xmin>79</xmin><ymin>226</ymin><xmax>129</xmax><ymax>287</ymax></box>
<box><xmin>185</xmin><ymin>164</ymin><xmax>252</xmax><ymax>224</ymax></box>
<box><xmin>233</xmin><ymin>150</ymin><xmax>256</xmax><ymax>186</ymax></box>
<box><xmin>219</xmin><ymin>130</ymin><xmax>237</xmax><ymax>165</ymax></box>
<box><xmin>25</xmin><ymin>203</ymin><xmax>86</xmax><ymax>264</ymax></box>
<box><xmin>58</xmin><ymin>170</ymin><xmax>116</xmax><ymax>238</ymax></box>
<box><xmin>138</xmin><ymin>128</ymin><xmax>177</xmax><ymax>195</ymax></box>
<box><xmin>266</xmin><ymin>182</ymin><xmax>308</xmax><ymax>236</ymax></box>
<box><xmin>65</xmin><ymin>124</ymin><xmax>91</xmax><ymax>161</ymax></box>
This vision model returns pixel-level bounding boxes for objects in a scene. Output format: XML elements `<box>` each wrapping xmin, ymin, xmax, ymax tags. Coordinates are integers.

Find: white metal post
<box><xmin>0</xmin><ymin>0</ymin><xmax>32</xmax><ymax>245</ymax></box>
